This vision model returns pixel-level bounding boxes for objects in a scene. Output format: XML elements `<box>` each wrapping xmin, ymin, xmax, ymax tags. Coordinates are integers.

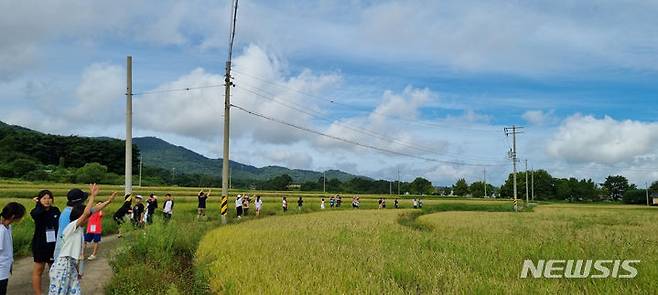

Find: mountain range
<box><xmin>133</xmin><ymin>136</ymin><xmax>361</xmax><ymax>182</ymax></box>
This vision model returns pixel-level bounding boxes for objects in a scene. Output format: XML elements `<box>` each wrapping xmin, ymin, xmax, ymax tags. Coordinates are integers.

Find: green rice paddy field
<box><xmin>2</xmin><ymin>181</ymin><xmax>657</xmax><ymax>294</ymax></box>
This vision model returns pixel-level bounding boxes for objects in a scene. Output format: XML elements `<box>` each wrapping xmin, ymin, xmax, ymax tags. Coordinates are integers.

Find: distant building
<box><xmin>287</xmin><ymin>184</ymin><xmax>301</xmax><ymax>191</ymax></box>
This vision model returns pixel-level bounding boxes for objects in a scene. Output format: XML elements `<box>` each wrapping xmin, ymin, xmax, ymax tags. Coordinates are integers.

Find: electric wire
<box><xmin>230</xmin><ymin>103</ymin><xmax>508</xmax><ymax>167</ymax></box>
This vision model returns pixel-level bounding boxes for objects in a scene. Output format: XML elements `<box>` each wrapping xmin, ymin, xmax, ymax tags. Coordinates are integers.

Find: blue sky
<box><xmin>2</xmin><ymin>0</ymin><xmax>658</xmax><ymax>186</ymax></box>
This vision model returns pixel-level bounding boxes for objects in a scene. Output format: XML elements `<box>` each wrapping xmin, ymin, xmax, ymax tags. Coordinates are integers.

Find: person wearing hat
<box><xmin>48</xmin><ymin>184</ymin><xmax>114</xmax><ymax>295</ymax></box>
<box><xmin>132</xmin><ymin>195</ymin><xmax>145</xmax><ymax>228</ymax></box>
<box><xmin>145</xmin><ymin>193</ymin><xmax>158</xmax><ymax>224</ymax></box>
<box><xmin>52</xmin><ymin>188</ymin><xmax>88</xmax><ymax>260</ymax></box>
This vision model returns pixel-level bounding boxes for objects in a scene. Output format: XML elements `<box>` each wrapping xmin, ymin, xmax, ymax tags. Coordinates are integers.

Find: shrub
<box><xmin>106</xmin><ymin>219</ymin><xmax>211</xmax><ymax>295</ymax></box>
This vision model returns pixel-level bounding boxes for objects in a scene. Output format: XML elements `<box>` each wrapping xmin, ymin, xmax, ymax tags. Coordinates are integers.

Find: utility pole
<box><xmin>397</xmin><ymin>168</ymin><xmax>401</xmax><ymax>196</ymax></box>
<box><xmin>172</xmin><ymin>168</ymin><xmax>175</xmax><ymax>182</ymax></box>
<box><xmin>138</xmin><ymin>155</ymin><xmax>142</xmax><ymax>187</ymax></box>
<box><xmin>221</xmin><ymin>0</ymin><xmax>239</xmax><ymax>224</ymax></box>
<box><xmin>647</xmin><ymin>182</ymin><xmax>650</xmax><ymax>206</ymax></box>
<box><xmin>531</xmin><ymin>167</ymin><xmax>534</xmax><ymax>201</ymax></box>
<box><xmin>504</xmin><ymin>125</ymin><xmax>523</xmax><ymax>211</ymax></box>
<box><xmin>323</xmin><ymin>171</ymin><xmax>326</xmax><ymax>193</ymax></box>
<box><xmin>389</xmin><ymin>180</ymin><xmax>392</xmax><ymax>195</ymax></box>
<box><xmin>124</xmin><ymin>56</ymin><xmax>133</xmax><ymax>196</ymax></box>
<box><xmin>482</xmin><ymin>168</ymin><xmax>487</xmax><ymax>198</ymax></box>
<box><xmin>525</xmin><ymin>159</ymin><xmax>529</xmax><ymax>205</ymax></box>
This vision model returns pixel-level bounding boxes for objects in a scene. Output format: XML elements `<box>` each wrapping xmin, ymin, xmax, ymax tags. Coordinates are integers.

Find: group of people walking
<box><xmin>112</xmin><ymin>192</ymin><xmax>175</xmax><ymax>237</ymax></box>
<box><xmin>233</xmin><ymin>194</ymin><xmax>263</xmax><ymax>218</ymax></box>
<box><xmin>1</xmin><ymin>184</ymin><xmax>115</xmax><ymax>295</ymax></box>
<box><xmin>197</xmin><ymin>191</ymin><xmax>264</xmax><ymax>219</ymax></box>
<box><xmin>0</xmin><ymin>185</ymin><xmax>183</xmax><ymax>295</ymax></box>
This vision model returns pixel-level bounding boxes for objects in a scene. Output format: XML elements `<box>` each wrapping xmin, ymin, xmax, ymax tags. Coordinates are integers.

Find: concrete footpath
<box><xmin>7</xmin><ymin>235</ymin><xmax>120</xmax><ymax>295</ymax></box>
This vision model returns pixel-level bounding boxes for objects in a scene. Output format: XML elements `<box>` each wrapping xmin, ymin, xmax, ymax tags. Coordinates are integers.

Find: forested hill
<box><xmin>0</xmin><ymin>121</ymin><xmax>138</xmax><ymax>175</ymax></box>
<box><xmin>134</xmin><ymin>136</ymin><xmax>361</xmax><ymax>182</ymax></box>
<box><xmin>0</xmin><ymin>121</ymin><xmax>362</xmax><ymax>183</ymax></box>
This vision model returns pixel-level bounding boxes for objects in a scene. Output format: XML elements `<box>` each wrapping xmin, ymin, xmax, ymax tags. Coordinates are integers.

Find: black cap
<box><xmin>66</xmin><ymin>188</ymin><xmax>88</xmax><ymax>206</ymax></box>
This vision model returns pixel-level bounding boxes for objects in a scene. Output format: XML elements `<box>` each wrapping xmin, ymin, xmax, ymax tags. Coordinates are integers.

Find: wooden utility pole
<box><xmin>125</xmin><ymin>56</ymin><xmax>133</xmax><ymax>196</ymax></box>
<box><xmin>505</xmin><ymin>125</ymin><xmax>523</xmax><ymax>211</ymax></box>
<box><xmin>525</xmin><ymin>159</ymin><xmax>529</xmax><ymax>205</ymax></box>
<box><xmin>531</xmin><ymin>168</ymin><xmax>534</xmax><ymax>201</ymax></box>
<box><xmin>221</xmin><ymin>0</ymin><xmax>239</xmax><ymax>224</ymax></box>
<box><xmin>482</xmin><ymin>168</ymin><xmax>487</xmax><ymax>198</ymax></box>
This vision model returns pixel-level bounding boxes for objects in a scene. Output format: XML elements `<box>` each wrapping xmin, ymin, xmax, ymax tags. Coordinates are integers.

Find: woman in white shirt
<box><xmin>255</xmin><ymin>196</ymin><xmax>263</xmax><ymax>217</ymax></box>
<box><xmin>235</xmin><ymin>195</ymin><xmax>243</xmax><ymax>219</ymax></box>
<box><xmin>48</xmin><ymin>184</ymin><xmax>114</xmax><ymax>295</ymax></box>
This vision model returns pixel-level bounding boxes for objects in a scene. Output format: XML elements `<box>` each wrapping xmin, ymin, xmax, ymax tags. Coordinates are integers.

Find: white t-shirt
<box><xmin>57</xmin><ymin>221</ymin><xmax>84</xmax><ymax>261</ymax></box>
<box><xmin>255</xmin><ymin>199</ymin><xmax>262</xmax><ymax>210</ymax></box>
<box><xmin>235</xmin><ymin>197</ymin><xmax>243</xmax><ymax>208</ymax></box>
<box><xmin>163</xmin><ymin>200</ymin><xmax>173</xmax><ymax>213</ymax></box>
<box><xmin>0</xmin><ymin>224</ymin><xmax>13</xmax><ymax>280</ymax></box>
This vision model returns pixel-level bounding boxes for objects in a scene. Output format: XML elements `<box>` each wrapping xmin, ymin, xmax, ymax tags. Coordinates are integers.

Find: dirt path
<box><xmin>7</xmin><ymin>235</ymin><xmax>120</xmax><ymax>295</ymax></box>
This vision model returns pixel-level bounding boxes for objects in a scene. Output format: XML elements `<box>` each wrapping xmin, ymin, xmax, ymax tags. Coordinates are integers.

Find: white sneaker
<box><xmin>88</xmin><ymin>255</ymin><xmax>97</xmax><ymax>260</ymax></box>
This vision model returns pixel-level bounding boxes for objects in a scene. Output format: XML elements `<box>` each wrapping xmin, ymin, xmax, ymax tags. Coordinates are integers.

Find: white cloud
<box><xmin>71</xmin><ymin>64</ymin><xmax>123</xmax><ymax>124</ymax></box>
<box><xmin>3</xmin><ymin>0</ymin><xmax>658</xmax><ymax>81</ymax></box>
<box><xmin>2</xmin><ymin>63</ymin><xmax>123</xmax><ymax>134</ymax></box>
<box><xmin>522</xmin><ymin>110</ymin><xmax>556</xmax><ymax>126</ymax></box>
<box><xmin>547</xmin><ymin>114</ymin><xmax>658</xmax><ymax>164</ymax></box>
<box><xmin>133</xmin><ymin>44</ymin><xmax>341</xmax><ymax>144</ymax></box>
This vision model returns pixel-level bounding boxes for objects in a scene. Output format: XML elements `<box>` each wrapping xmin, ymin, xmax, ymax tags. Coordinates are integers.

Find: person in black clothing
<box><xmin>113</xmin><ymin>194</ymin><xmax>132</xmax><ymax>237</ymax></box>
<box><xmin>30</xmin><ymin>189</ymin><xmax>60</xmax><ymax>295</ymax></box>
<box><xmin>197</xmin><ymin>190</ymin><xmax>209</xmax><ymax>220</ymax></box>
<box><xmin>146</xmin><ymin>193</ymin><xmax>158</xmax><ymax>224</ymax></box>
<box><xmin>394</xmin><ymin>198</ymin><xmax>399</xmax><ymax>208</ymax></box>
<box><xmin>132</xmin><ymin>195</ymin><xmax>145</xmax><ymax>227</ymax></box>
<box><xmin>113</xmin><ymin>194</ymin><xmax>132</xmax><ymax>224</ymax></box>
<box><xmin>297</xmin><ymin>196</ymin><xmax>304</xmax><ymax>211</ymax></box>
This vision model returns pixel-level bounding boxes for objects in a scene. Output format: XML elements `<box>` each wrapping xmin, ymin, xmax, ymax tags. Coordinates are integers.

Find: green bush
<box><xmin>76</xmin><ymin>162</ymin><xmax>108</xmax><ymax>183</ymax></box>
<box><xmin>10</xmin><ymin>158</ymin><xmax>39</xmax><ymax>177</ymax></box>
<box><xmin>23</xmin><ymin>169</ymin><xmax>49</xmax><ymax>181</ymax></box>
<box><xmin>106</xmin><ymin>219</ymin><xmax>211</xmax><ymax>295</ymax></box>
<box><xmin>623</xmin><ymin>189</ymin><xmax>648</xmax><ymax>204</ymax></box>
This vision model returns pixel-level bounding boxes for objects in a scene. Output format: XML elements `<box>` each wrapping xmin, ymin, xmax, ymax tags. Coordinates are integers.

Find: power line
<box><xmin>232</xmin><ymin>69</ymin><xmax>501</xmax><ymax>133</ymax></box>
<box><xmin>132</xmin><ymin>84</ymin><xmax>224</xmax><ymax>96</ymax></box>
<box><xmin>237</xmin><ymin>84</ymin><xmax>462</xmax><ymax>158</ymax></box>
<box><xmin>236</xmin><ymin>83</ymin><xmax>507</xmax><ymax>162</ymax></box>
<box><xmin>231</xmin><ymin>103</ymin><xmax>507</xmax><ymax>167</ymax></box>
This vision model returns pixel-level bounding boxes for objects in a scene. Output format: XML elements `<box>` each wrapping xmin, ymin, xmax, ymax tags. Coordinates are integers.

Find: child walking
<box><xmin>162</xmin><ymin>194</ymin><xmax>174</xmax><ymax>222</ymax></box>
<box><xmin>48</xmin><ymin>185</ymin><xmax>114</xmax><ymax>295</ymax></box>
<box><xmin>255</xmin><ymin>196</ymin><xmax>263</xmax><ymax>217</ymax></box>
<box><xmin>243</xmin><ymin>195</ymin><xmax>250</xmax><ymax>216</ymax></box>
<box><xmin>30</xmin><ymin>190</ymin><xmax>60</xmax><ymax>295</ymax></box>
<box><xmin>197</xmin><ymin>190</ymin><xmax>209</xmax><ymax>220</ymax></box>
<box><xmin>235</xmin><ymin>194</ymin><xmax>243</xmax><ymax>219</ymax></box>
<box><xmin>84</xmin><ymin>201</ymin><xmax>104</xmax><ymax>261</ymax></box>
<box><xmin>1</xmin><ymin>202</ymin><xmax>26</xmax><ymax>295</ymax></box>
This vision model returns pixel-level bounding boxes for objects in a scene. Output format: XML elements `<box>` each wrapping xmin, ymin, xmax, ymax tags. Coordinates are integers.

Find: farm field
<box><xmin>197</xmin><ymin>203</ymin><xmax>657</xmax><ymax>294</ymax></box>
<box><xmin>0</xmin><ymin>181</ymin><xmax>454</xmax><ymax>257</ymax></box>
<box><xmin>3</xmin><ymin>181</ymin><xmax>656</xmax><ymax>294</ymax></box>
